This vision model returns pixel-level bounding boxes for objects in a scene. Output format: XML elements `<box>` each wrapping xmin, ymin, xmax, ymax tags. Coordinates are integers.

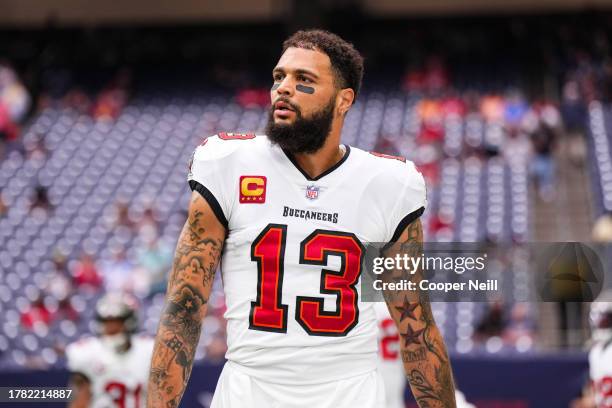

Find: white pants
<box><xmin>210</xmin><ymin>362</ymin><xmax>386</xmax><ymax>408</ymax></box>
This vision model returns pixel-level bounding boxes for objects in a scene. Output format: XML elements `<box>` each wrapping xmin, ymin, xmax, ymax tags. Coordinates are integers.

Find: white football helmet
<box><xmin>94</xmin><ymin>293</ymin><xmax>139</xmax><ymax>352</ymax></box>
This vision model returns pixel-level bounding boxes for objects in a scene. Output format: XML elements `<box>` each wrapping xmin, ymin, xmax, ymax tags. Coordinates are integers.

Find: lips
<box><xmin>274</xmin><ymin>101</ymin><xmax>294</xmax><ymax>112</ymax></box>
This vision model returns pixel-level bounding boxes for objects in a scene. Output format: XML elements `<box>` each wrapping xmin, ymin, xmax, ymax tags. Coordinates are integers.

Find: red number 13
<box><xmin>249</xmin><ymin>224</ymin><xmax>363</xmax><ymax>336</ymax></box>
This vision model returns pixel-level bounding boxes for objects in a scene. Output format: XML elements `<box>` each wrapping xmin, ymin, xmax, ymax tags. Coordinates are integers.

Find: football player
<box><xmin>589</xmin><ymin>290</ymin><xmax>612</xmax><ymax>408</ymax></box>
<box><xmin>148</xmin><ymin>29</ymin><xmax>456</xmax><ymax>408</ymax></box>
<box><xmin>67</xmin><ymin>293</ymin><xmax>154</xmax><ymax>408</ymax></box>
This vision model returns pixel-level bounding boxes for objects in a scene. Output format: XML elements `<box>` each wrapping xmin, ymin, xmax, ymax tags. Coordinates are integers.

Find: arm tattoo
<box><xmin>407</xmin><ymin>369</ymin><xmax>441</xmax><ymax>404</ymax></box>
<box><xmin>147</xmin><ymin>194</ymin><xmax>224</xmax><ymax>408</ymax></box>
<box><xmin>384</xmin><ymin>219</ymin><xmax>456</xmax><ymax>408</ymax></box>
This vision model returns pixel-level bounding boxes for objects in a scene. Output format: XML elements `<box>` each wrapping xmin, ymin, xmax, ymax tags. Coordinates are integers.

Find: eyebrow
<box><xmin>273</xmin><ymin>67</ymin><xmax>319</xmax><ymax>79</ymax></box>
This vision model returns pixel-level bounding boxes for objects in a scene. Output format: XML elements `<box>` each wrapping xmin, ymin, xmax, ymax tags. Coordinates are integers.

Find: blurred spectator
<box><xmin>46</xmin><ymin>264</ymin><xmax>73</xmax><ymax>303</ymax></box>
<box><xmin>45</xmin><ymin>251</ymin><xmax>75</xmax><ymax>322</ymax></box>
<box><xmin>0</xmin><ymin>63</ymin><xmax>30</xmax><ymax>122</ymax></box>
<box><xmin>561</xmin><ymin>80</ymin><xmax>587</xmax><ymax>131</ymax></box>
<box><xmin>0</xmin><ymin>191</ymin><xmax>7</xmax><ymax>218</ymax></box>
<box><xmin>30</xmin><ymin>185</ymin><xmax>52</xmax><ymax>215</ymax></box>
<box><xmin>137</xmin><ymin>235</ymin><xmax>172</xmax><ymax>297</ymax></box>
<box><xmin>530</xmin><ymin>126</ymin><xmax>557</xmax><ymax>202</ymax></box>
<box><xmin>428</xmin><ymin>210</ymin><xmax>454</xmax><ymax>240</ymax></box>
<box><xmin>417</xmin><ymin>98</ymin><xmax>444</xmax><ymax>143</ymax></box>
<box><xmin>504</xmin><ymin>91</ymin><xmax>528</xmax><ymax>129</ymax></box>
<box><xmin>538</xmin><ymin>102</ymin><xmax>562</xmax><ymax>130</ymax></box>
<box><xmin>72</xmin><ymin>252</ymin><xmax>103</xmax><ymax>291</ymax></box>
<box><xmin>0</xmin><ymin>103</ymin><xmax>19</xmax><ymax>147</ymax></box>
<box><xmin>57</xmin><ymin>298</ymin><xmax>79</xmax><ymax>322</ymax></box>
<box><xmin>21</xmin><ymin>295</ymin><xmax>54</xmax><ymax>330</ymax></box>
<box><xmin>137</xmin><ymin>205</ymin><xmax>160</xmax><ymax>237</ymax></box>
<box><xmin>441</xmin><ymin>90</ymin><xmax>467</xmax><ymax>117</ymax></box>
<box><xmin>101</xmin><ymin>248</ymin><xmax>137</xmax><ymax>293</ymax></box>
<box><xmin>592</xmin><ymin>211</ymin><xmax>612</xmax><ymax>242</ymax></box>
<box><xmin>52</xmin><ymin>249</ymin><xmax>67</xmax><ymax>271</ymax></box>
<box><xmin>480</xmin><ymin>94</ymin><xmax>505</xmax><ymax>122</ymax></box>
<box><xmin>92</xmin><ymin>69</ymin><xmax>130</xmax><ymax>121</ymax></box>
<box><xmin>112</xmin><ymin>200</ymin><xmax>135</xmax><ymax>230</ymax></box>
<box><xmin>474</xmin><ymin>301</ymin><xmax>506</xmax><ymax>341</ymax></box>
<box><xmin>0</xmin><ymin>61</ymin><xmax>30</xmax><ymax>151</ymax></box>
<box><xmin>62</xmin><ymin>88</ymin><xmax>92</xmax><ymax>114</ymax></box>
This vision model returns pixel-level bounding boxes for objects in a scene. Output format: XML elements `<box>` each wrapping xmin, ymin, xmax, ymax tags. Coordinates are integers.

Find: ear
<box><xmin>336</xmin><ymin>88</ymin><xmax>355</xmax><ymax>116</ymax></box>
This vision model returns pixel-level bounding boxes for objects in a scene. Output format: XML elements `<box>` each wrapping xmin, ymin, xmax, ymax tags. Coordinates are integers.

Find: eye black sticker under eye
<box><xmin>296</xmin><ymin>84</ymin><xmax>315</xmax><ymax>94</ymax></box>
<box><xmin>271</xmin><ymin>83</ymin><xmax>280</xmax><ymax>90</ymax></box>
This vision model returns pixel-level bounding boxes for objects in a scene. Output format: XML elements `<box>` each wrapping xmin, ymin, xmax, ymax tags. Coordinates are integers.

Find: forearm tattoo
<box><xmin>148</xmin><ymin>195</ymin><xmax>224</xmax><ymax>408</ymax></box>
<box><xmin>384</xmin><ymin>219</ymin><xmax>456</xmax><ymax>408</ymax></box>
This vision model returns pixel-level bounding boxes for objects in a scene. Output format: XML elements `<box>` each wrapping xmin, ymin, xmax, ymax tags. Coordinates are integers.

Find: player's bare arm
<box><xmin>147</xmin><ymin>192</ymin><xmax>225</xmax><ymax>408</ymax></box>
<box><xmin>383</xmin><ymin>219</ymin><xmax>456</xmax><ymax>408</ymax></box>
<box><xmin>68</xmin><ymin>373</ymin><xmax>91</xmax><ymax>408</ymax></box>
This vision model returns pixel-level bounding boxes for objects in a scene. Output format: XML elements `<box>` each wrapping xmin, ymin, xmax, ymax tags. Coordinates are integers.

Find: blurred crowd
<box><xmin>405</xmin><ymin>81</ymin><xmax>561</xmax><ymax>203</ymax></box>
<box><xmin>0</xmin><ymin>15</ymin><xmax>611</xmax><ymax>369</ymax></box>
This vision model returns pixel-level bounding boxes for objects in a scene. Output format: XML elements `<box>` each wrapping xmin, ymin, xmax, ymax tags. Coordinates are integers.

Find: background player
<box><xmin>67</xmin><ymin>293</ymin><xmax>154</xmax><ymax>408</ymax></box>
<box><xmin>147</xmin><ymin>29</ymin><xmax>456</xmax><ymax>407</ymax></box>
<box><xmin>588</xmin><ymin>290</ymin><xmax>612</xmax><ymax>408</ymax></box>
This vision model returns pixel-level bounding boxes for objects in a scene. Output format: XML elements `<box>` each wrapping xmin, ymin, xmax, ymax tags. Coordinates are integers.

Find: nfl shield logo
<box><xmin>305</xmin><ymin>185</ymin><xmax>319</xmax><ymax>200</ymax></box>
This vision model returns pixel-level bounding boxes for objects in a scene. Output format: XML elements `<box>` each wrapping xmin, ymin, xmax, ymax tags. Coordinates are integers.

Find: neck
<box><xmin>291</xmin><ymin>120</ymin><xmax>344</xmax><ymax>179</ymax></box>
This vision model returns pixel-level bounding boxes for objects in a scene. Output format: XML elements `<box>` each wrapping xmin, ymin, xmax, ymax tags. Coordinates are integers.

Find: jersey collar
<box><xmin>281</xmin><ymin>145</ymin><xmax>351</xmax><ymax>181</ymax></box>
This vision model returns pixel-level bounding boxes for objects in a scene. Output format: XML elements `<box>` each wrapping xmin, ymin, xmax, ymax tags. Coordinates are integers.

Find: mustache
<box><xmin>272</xmin><ymin>98</ymin><xmax>300</xmax><ymax>113</ymax></box>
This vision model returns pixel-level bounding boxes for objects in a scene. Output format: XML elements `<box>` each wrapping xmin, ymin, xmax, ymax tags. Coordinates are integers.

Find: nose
<box><xmin>275</xmin><ymin>76</ymin><xmax>294</xmax><ymax>97</ymax></box>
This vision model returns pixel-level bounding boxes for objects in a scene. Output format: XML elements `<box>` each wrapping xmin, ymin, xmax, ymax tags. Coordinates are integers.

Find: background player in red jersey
<box><xmin>147</xmin><ymin>30</ymin><xmax>456</xmax><ymax>408</ymax></box>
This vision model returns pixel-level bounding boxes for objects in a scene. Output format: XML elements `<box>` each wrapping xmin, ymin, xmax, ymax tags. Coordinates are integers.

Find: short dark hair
<box><xmin>282</xmin><ymin>29</ymin><xmax>364</xmax><ymax>102</ymax></box>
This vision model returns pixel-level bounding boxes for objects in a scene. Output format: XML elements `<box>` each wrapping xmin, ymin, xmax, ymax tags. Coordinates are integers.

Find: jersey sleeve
<box><xmin>386</xmin><ymin>160</ymin><xmax>427</xmax><ymax>243</ymax></box>
<box><xmin>187</xmin><ymin>135</ymin><xmax>236</xmax><ymax>229</ymax></box>
<box><xmin>65</xmin><ymin>339</ymin><xmax>94</xmax><ymax>380</ymax></box>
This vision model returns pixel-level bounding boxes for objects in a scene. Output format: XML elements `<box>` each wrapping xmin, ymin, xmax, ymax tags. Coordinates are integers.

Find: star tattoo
<box><xmin>395</xmin><ymin>297</ymin><xmax>419</xmax><ymax>321</ymax></box>
<box><xmin>401</xmin><ymin>324</ymin><xmax>425</xmax><ymax>346</ymax></box>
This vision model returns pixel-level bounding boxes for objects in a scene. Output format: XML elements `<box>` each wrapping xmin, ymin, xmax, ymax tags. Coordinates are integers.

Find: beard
<box><xmin>265</xmin><ymin>97</ymin><xmax>336</xmax><ymax>154</ymax></box>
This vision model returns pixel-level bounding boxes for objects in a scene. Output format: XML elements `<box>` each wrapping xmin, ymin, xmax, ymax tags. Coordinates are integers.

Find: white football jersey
<box><xmin>66</xmin><ymin>335</ymin><xmax>154</xmax><ymax>408</ymax></box>
<box><xmin>590</xmin><ymin>340</ymin><xmax>612</xmax><ymax>408</ymax></box>
<box><xmin>188</xmin><ymin>134</ymin><xmax>426</xmax><ymax>385</ymax></box>
<box><xmin>375</xmin><ymin>303</ymin><xmax>405</xmax><ymax>408</ymax></box>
